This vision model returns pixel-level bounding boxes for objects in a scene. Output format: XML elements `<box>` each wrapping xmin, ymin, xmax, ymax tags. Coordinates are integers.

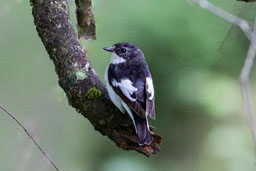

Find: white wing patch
<box><xmin>146</xmin><ymin>77</ymin><xmax>154</xmax><ymax>100</ymax></box>
<box><xmin>112</xmin><ymin>79</ymin><xmax>138</xmax><ymax>101</ymax></box>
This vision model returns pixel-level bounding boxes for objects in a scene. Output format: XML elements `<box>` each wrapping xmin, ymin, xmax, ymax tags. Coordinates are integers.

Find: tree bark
<box><xmin>30</xmin><ymin>0</ymin><xmax>161</xmax><ymax>156</ymax></box>
<box><xmin>75</xmin><ymin>0</ymin><xmax>96</xmax><ymax>39</ymax></box>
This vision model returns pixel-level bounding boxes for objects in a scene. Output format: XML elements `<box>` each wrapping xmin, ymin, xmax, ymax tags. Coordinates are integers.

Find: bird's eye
<box><xmin>121</xmin><ymin>48</ymin><xmax>126</xmax><ymax>53</ymax></box>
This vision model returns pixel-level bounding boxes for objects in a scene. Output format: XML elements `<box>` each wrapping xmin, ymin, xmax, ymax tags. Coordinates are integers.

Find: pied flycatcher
<box><xmin>103</xmin><ymin>42</ymin><xmax>156</xmax><ymax>146</ymax></box>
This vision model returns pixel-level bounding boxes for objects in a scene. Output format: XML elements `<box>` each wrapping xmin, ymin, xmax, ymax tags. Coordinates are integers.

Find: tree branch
<box><xmin>75</xmin><ymin>0</ymin><xmax>96</xmax><ymax>39</ymax></box>
<box><xmin>191</xmin><ymin>0</ymin><xmax>256</xmax><ymax>154</ymax></box>
<box><xmin>240</xmin><ymin>18</ymin><xmax>256</xmax><ymax>154</ymax></box>
<box><xmin>30</xmin><ymin>0</ymin><xmax>161</xmax><ymax>156</ymax></box>
<box><xmin>192</xmin><ymin>0</ymin><xmax>253</xmax><ymax>41</ymax></box>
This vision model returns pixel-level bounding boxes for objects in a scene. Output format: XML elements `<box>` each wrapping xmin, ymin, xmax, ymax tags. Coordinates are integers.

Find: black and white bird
<box><xmin>103</xmin><ymin>42</ymin><xmax>156</xmax><ymax>146</ymax></box>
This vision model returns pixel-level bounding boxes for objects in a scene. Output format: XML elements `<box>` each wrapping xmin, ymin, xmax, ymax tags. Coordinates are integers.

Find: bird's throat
<box><xmin>110</xmin><ymin>53</ymin><xmax>126</xmax><ymax>64</ymax></box>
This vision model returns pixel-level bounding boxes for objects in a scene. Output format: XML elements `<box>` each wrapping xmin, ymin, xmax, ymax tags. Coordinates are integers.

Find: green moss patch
<box><xmin>86</xmin><ymin>87</ymin><xmax>102</xmax><ymax>99</ymax></box>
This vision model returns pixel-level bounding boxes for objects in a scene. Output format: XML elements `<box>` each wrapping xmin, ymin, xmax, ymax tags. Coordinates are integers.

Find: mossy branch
<box><xmin>30</xmin><ymin>0</ymin><xmax>161</xmax><ymax>156</ymax></box>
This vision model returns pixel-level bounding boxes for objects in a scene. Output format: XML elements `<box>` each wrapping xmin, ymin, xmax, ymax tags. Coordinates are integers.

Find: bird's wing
<box><xmin>111</xmin><ymin>79</ymin><xmax>146</xmax><ymax>118</ymax></box>
<box><xmin>145</xmin><ymin>77</ymin><xmax>156</xmax><ymax>119</ymax></box>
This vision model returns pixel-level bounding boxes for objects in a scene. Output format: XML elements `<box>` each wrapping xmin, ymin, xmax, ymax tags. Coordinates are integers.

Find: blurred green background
<box><xmin>0</xmin><ymin>0</ymin><xmax>256</xmax><ymax>170</ymax></box>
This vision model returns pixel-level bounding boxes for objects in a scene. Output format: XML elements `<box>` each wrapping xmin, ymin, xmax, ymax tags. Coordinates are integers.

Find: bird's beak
<box><xmin>103</xmin><ymin>46</ymin><xmax>114</xmax><ymax>52</ymax></box>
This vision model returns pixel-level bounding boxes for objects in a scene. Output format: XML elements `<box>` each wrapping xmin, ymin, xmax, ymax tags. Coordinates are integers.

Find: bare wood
<box><xmin>30</xmin><ymin>0</ymin><xmax>161</xmax><ymax>156</ymax></box>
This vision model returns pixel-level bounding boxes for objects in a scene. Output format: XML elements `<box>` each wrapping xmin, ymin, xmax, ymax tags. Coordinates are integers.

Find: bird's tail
<box><xmin>133</xmin><ymin>114</ymin><xmax>152</xmax><ymax>146</ymax></box>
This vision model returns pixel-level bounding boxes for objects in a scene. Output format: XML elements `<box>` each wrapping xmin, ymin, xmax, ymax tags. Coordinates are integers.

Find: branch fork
<box><xmin>192</xmin><ymin>0</ymin><xmax>256</xmax><ymax>154</ymax></box>
<box><xmin>30</xmin><ymin>0</ymin><xmax>161</xmax><ymax>156</ymax></box>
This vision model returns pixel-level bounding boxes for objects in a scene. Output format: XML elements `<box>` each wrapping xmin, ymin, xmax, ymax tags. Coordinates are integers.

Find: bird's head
<box><xmin>103</xmin><ymin>42</ymin><xmax>144</xmax><ymax>64</ymax></box>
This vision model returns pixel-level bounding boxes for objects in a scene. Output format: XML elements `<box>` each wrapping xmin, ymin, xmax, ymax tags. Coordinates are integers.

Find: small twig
<box><xmin>240</xmin><ymin>18</ymin><xmax>256</xmax><ymax>153</ymax></box>
<box><xmin>0</xmin><ymin>104</ymin><xmax>59</xmax><ymax>171</ymax></box>
<box><xmin>191</xmin><ymin>0</ymin><xmax>256</xmax><ymax>154</ymax></box>
<box><xmin>192</xmin><ymin>0</ymin><xmax>253</xmax><ymax>41</ymax></box>
<box><xmin>218</xmin><ymin>4</ymin><xmax>251</xmax><ymax>52</ymax></box>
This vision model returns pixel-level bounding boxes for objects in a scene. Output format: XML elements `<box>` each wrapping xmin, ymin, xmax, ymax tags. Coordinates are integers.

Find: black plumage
<box><xmin>104</xmin><ymin>42</ymin><xmax>155</xmax><ymax>145</ymax></box>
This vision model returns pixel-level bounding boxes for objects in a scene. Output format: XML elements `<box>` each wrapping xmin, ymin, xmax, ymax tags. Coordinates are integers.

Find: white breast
<box><xmin>104</xmin><ymin>65</ymin><xmax>137</xmax><ymax>131</ymax></box>
<box><xmin>105</xmin><ymin>66</ymin><xmax>125</xmax><ymax>113</ymax></box>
